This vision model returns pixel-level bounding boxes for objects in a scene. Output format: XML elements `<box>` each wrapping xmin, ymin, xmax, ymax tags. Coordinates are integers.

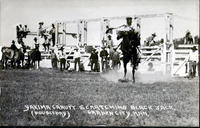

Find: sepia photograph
<box><xmin>0</xmin><ymin>0</ymin><xmax>199</xmax><ymax>127</ymax></box>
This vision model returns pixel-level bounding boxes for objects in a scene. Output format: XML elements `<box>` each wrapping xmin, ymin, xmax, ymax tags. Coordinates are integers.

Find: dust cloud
<box><xmin>100</xmin><ymin>65</ymin><xmax>172</xmax><ymax>84</ymax></box>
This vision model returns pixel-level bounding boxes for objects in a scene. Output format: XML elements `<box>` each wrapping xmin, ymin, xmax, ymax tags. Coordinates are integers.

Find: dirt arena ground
<box><xmin>0</xmin><ymin>69</ymin><xmax>199</xmax><ymax>126</ymax></box>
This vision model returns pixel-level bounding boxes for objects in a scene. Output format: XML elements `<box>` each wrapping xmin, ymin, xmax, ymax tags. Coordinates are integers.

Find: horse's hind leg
<box><xmin>22</xmin><ymin>60</ymin><xmax>24</xmax><ymax>68</ymax></box>
<box><xmin>123</xmin><ymin>61</ymin><xmax>128</xmax><ymax>80</ymax></box>
<box><xmin>5</xmin><ymin>59</ymin><xmax>8</xmax><ymax>69</ymax></box>
<box><xmin>132</xmin><ymin>65</ymin><xmax>136</xmax><ymax>83</ymax></box>
<box><xmin>37</xmin><ymin>60</ymin><xmax>40</xmax><ymax>69</ymax></box>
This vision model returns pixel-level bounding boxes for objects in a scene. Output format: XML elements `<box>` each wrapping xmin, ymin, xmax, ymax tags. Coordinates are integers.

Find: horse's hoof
<box><xmin>118</xmin><ymin>79</ymin><xmax>129</xmax><ymax>82</ymax></box>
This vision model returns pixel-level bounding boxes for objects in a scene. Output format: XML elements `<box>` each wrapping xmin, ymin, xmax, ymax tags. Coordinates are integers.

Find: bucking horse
<box><xmin>117</xmin><ymin>28</ymin><xmax>141</xmax><ymax>83</ymax></box>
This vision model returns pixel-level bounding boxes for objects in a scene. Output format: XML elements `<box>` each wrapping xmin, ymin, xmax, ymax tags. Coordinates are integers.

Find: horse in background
<box><xmin>1</xmin><ymin>47</ymin><xmax>25</xmax><ymax>69</ymax></box>
<box><xmin>27</xmin><ymin>47</ymin><xmax>41</xmax><ymax>69</ymax></box>
<box><xmin>117</xmin><ymin>28</ymin><xmax>141</xmax><ymax>83</ymax></box>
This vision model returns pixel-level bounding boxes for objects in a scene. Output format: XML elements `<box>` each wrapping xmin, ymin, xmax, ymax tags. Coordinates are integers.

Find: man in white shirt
<box><xmin>59</xmin><ymin>48</ymin><xmax>66</xmax><ymax>71</ymax></box>
<box><xmin>188</xmin><ymin>46</ymin><xmax>198</xmax><ymax>78</ymax></box>
<box><xmin>74</xmin><ymin>48</ymin><xmax>81</xmax><ymax>71</ymax></box>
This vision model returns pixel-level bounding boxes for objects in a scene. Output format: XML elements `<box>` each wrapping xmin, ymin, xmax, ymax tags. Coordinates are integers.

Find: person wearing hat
<box><xmin>74</xmin><ymin>48</ymin><xmax>81</xmax><ymax>72</ymax></box>
<box><xmin>10</xmin><ymin>40</ymin><xmax>18</xmax><ymax>51</ymax></box>
<box><xmin>9</xmin><ymin>40</ymin><xmax>18</xmax><ymax>68</ymax></box>
<box><xmin>126</xmin><ymin>17</ymin><xmax>132</xmax><ymax>27</ymax></box>
<box><xmin>50</xmin><ymin>24</ymin><xmax>56</xmax><ymax>47</ymax></box>
<box><xmin>187</xmin><ymin>46</ymin><xmax>198</xmax><ymax>78</ymax></box>
<box><xmin>100</xmin><ymin>46</ymin><xmax>108</xmax><ymax>72</ymax></box>
<box><xmin>90</xmin><ymin>48</ymin><xmax>99</xmax><ymax>72</ymax></box>
<box><xmin>33</xmin><ymin>37</ymin><xmax>39</xmax><ymax>50</ymax></box>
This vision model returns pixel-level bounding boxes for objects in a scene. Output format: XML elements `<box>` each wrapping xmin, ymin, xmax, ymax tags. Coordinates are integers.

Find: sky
<box><xmin>0</xmin><ymin>0</ymin><xmax>199</xmax><ymax>46</ymax></box>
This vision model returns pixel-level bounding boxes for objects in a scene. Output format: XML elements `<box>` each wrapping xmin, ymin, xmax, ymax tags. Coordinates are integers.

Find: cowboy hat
<box><xmin>126</xmin><ymin>17</ymin><xmax>132</xmax><ymax>20</ymax></box>
<box><xmin>59</xmin><ymin>46</ymin><xmax>64</xmax><ymax>51</ymax></box>
<box><xmin>74</xmin><ymin>47</ymin><xmax>79</xmax><ymax>51</ymax></box>
<box><xmin>152</xmin><ymin>33</ymin><xmax>156</xmax><ymax>37</ymax></box>
<box><xmin>33</xmin><ymin>37</ymin><xmax>37</xmax><ymax>41</ymax></box>
<box><xmin>39</xmin><ymin>22</ymin><xmax>44</xmax><ymax>25</ymax></box>
<box><xmin>101</xmin><ymin>46</ymin><xmax>106</xmax><ymax>49</ymax></box>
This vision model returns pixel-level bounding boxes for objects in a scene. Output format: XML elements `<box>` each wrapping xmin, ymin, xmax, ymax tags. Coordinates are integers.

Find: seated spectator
<box><xmin>42</xmin><ymin>36</ymin><xmax>50</xmax><ymax>52</ymax></box>
<box><xmin>23</xmin><ymin>25</ymin><xmax>30</xmax><ymax>38</ymax></box>
<box><xmin>16</xmin><ymin>25</ymin><xmax>20</xmax><ymax>39</ymax></box>
<box><xmin>19</xmin><ymin>24</ymin><xmax>24</xmax><ymax>38</ymax></box>
<box><xmin>38</xmin><ymin>22</ymin><xmax>45</xmax><ymax>38</ymax></box>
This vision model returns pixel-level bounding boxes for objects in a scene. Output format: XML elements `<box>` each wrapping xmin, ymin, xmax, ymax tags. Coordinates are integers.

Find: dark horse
<box><xmin>27</xmin><ymin>48</ymin><xmax>41</xmax><ymax>69</ymax></box>
<box><xmin>117</xmin><ymin>28</ymin><xmax>140</xmax><ymax>83</ymax></box>
<box><xmin>1</xmin><ymin>47</ymin><xmax>25</xmax><ymax>69</ymax></box>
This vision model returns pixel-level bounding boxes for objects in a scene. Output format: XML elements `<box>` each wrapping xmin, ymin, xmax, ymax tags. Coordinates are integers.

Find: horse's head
<box><xmin>1</xmin><ymin>47</ymin><xmax>10</xmax><ymax>53</ymax></box>
<box><xmin>1</xmin><ymin>47</ymin><xmax>14</xmax><ymax>59</ymax></box>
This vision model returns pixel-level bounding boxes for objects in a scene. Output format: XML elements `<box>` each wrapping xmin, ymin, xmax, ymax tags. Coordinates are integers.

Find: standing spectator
<box><xmin>188</xmin><ymin>46</ymin><xmax>198</xmax><ymax>78</ymax></box>
<box><xmin>50</xmin><ymin>24</ymin><xmax>56</xmax><ymax>47</ymax></box>
<box><xmin>10</xmin><ymin>40</ymin><xmax>18</xmax><ymax>52</ymax></box>
<box><xmin>112</xmin><ymin>48</ymin><xmax>121</xmax><ymax>70</ymax></box>
<box><xmin>34</xmin><ymin>37</ymin><xmax>39</xmax><ymax>49</ymax></box>
<box><xmin>10</xmin><ymin>40</ymin><xmax>18</xmax><ymax>68</ymax></box>
<box><xmin>51</xmin><ymin>50</ymin><xmax>58</xmax><ymax>69</ymax></box>
<box><xmin>59</xmin><ymin>49</ymin><xmax>66</xmax><ymax>71</ymax></box>
<box><xmin>90</xmin><ymin>49</ymin><xmax>99</xmax><ymax>72</ymax></box>
<box><xmin>100</xmin><ymin>47</ymin><xmax>108</xmax><ymax>72</ymax></box>
<box><xmin>74</xmin><ymin>48</ymin><xmax>81</xmax><ymax>71</ymax></box>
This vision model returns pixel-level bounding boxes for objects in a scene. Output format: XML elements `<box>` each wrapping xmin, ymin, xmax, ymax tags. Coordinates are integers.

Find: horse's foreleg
<box><xmin>2</xmin><ymin>59</ymin><xmax>5</xmax><ymax>69</ymax></box>
<box><xmin>38</xmin><ymin>60</ymin><xmax>40</xmax><ymax>69</ymax></box>
<box><xmin>132</xmin><ymin>65</ymin><xmax>136</xmax><ymax>83</ymax></box>
<box><xmin>5</xmin><ymin>59</ymin><xmax>8</xmax><ymax>69</ymax></box>
<box><xmin>22</xmin><ymin>60</ymin><xmax>24</xmax><ymax>68</ymax></box>
<box><xmin>123</xmin><ymin>62</ymin><xmax>127</xmax><ymax>80</ymax></box>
